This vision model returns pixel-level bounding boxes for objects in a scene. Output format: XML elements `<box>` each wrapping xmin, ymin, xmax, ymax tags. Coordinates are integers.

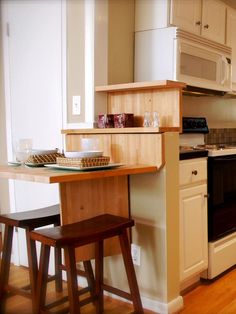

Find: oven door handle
<box><xmin>214</xmin><ymin>156</ymin><xmax>236</xmax><ymax>161</ymax></box>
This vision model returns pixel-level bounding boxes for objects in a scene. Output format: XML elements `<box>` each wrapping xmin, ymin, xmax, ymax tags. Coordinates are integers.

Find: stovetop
<box><xmin>180</xmin><ymin>144</ymin><xmax>236</xmax><ymax>158</ymax></box>
<box><xmin>200</xmin><ymin>144</ymin><xmax>236</xmax><ymax>157</ymax></box>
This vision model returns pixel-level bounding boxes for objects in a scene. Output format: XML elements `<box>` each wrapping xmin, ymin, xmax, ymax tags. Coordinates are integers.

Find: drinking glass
<box><xmin>143</xmin><ymin>111</ymin><xmax>151</xmax><ymax>127</ymax></box>
<box><xmin>14</xmin><ymin>138</ymin><xmax>33</xmax><ymax>166</ymax></box>
<box><xmin>152</xmin><ymin>111</ymin><xmax>160</xmax><ymax>128</ymax></box>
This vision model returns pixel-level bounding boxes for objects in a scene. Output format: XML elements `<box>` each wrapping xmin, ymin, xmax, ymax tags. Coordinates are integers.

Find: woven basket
<box><xmin>27</xmin><ymin>153</ymin><xmax>64</xmax><ymax>164</ymax></box>
<box><xmin>56</xmin><ymin>156</ymin><xmax>110</xmax><ymax>168</ymax></box>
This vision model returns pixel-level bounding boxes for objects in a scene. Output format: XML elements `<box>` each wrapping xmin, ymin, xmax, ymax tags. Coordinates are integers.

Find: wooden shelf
<box><xmin>62</xmin><ymin>127</ymin><xmax>179</xmax><ymax>135</ymax></box>
<box><xmin>95</xmin><ymin>80</ymin><xmax>184</xmax><ymax>131</ymax></box>
<box><xmin>61</xmin><ymin>80</ymin><xmax>184</xmax><ymax>170</ymax></box>
<box><xmin>95</xmin><ymin>80</ymin><xmax>186</xmax><ymax>92</ymax></box>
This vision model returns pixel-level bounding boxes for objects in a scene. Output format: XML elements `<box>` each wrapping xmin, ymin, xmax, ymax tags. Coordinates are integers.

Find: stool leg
<box><xmin>0</xmin><ymin>225</ymin><xmax>14</xmax><ymax>312</ymax></box>
<box><xmin>54</xmin><ymin>222</ymin><xmax>63</xmax><ymax>293</ymax></box>
<box><xmin>25</xmin><ymin>227</ymin><xmax>39</xmax><ymax>306</ymax></box>
<box><xmin>35</xmin><ymin>244</ymin><xmax>51</xmax><ymax>314</ymax></box>
<box><xmin>64</xmin><ymin>245</ymin><xmax>81</xmax><ymax>314</ymax></box>
<box><xmin>119</xmin><ymin>229</ymin><xmax>144</xmax><ymax>314</ymax></box>
<box><xmin>83</xmin><ymin>260</ymin><xmax>95</xmax><ymax>298</ymax></box>
<box><xmin>55</xmin><ymin>247</ymin><xmax>63</xmax><ymax>292</ymax></box>
<box><xmin>95</xmin><ymin>240</ymin><xmax>104</xmax><ymax>314</ymax></box>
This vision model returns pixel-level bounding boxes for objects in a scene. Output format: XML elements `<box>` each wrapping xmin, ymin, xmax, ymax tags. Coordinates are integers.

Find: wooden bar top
<box><xmin>0</xmin><ymin>164</ymin><xmax>157</xmax><ymax>184</ymax></box>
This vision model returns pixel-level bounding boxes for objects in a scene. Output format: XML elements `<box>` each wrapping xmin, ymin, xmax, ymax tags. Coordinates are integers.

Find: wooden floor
<box><xmin>180</xmin><ymin>266</ymin><xmax>236</xmax><ymax>314</ymax></box>
<box><xmin>3</xmin><ymin>264</ymin><xmax>236</xmax><ymax>313</ymax></box>
<box><xmin>3</xmin><ymin>264</ymin><xmax>155</xmax><ymax>314</ymax></box>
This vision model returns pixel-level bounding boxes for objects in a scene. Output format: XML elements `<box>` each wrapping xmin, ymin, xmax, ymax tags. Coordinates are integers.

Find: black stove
<box><xmin>180</xmin><ymin>117</ymin><xmax>209</xmax><ymax>159</ymax></box>
<box><xmin>182</xmin><ymin>117</ymin><xmax>209</xmax><ymax>133</ymax></box>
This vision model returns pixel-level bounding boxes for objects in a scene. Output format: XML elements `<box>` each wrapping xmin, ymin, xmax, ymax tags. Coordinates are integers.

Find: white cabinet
<box><xmin>179</xmin><ymin>158</ymin><xmax>208</xmax><ymax>282</ymax></box>
<box><xmin>226</xmin><ymin>7</ymin><xmax>236</xmax><ymax>91</ymax></box>
<box><xmin>135</xmin><ymin>0</ymin><xmax>226</xmax><ymax>44</ymax></box>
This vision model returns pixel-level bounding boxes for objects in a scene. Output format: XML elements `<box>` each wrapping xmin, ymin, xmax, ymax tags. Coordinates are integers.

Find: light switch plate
<box><xmin>72</xmin><ymin>95</ymin><xmax>81</xmax><ymax>115</ymax></box>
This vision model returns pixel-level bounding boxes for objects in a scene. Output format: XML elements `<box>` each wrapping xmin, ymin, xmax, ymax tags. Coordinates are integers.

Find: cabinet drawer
<box><xmin>180</xmin><ymin>158</ymin><xmax>207</xmax><ymax>186</ymax></box>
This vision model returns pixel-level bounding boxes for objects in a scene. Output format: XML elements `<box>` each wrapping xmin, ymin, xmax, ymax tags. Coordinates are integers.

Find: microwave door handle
<box><xmin>221</xmin><ymin>56</ymin><xmax>228</xmax><ymax>85</ymax></box>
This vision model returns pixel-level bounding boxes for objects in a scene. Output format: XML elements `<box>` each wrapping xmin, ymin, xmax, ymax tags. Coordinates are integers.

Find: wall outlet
<box><xmin>72</xmin><ymin>95</ymin><xmax>81</xmax><ymax>115</ymax></box>
<box><xmin>131</xmin><ymin>243</ymin><xmax>141</xmax><ymax>266</ymax></box>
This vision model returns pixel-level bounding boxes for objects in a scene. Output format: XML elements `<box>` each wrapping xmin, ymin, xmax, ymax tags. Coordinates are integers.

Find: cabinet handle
<box><xmin>195</xmin><ymin>21</ymin><xmax>201</xmax><ymax>26</ymax></box>
<box><xmin>204</xmin><ymin>194</ymin><xmax>210</xmax><ymax>198</ymax></box>
<box><xmin>192</xmin><ymin>170</ymin><xmax>198</xmax><ymax>175</ymax></box>
<box><xmin>204</xmin><ymin>24</ymin><xmax>209</xmax><ymax>29</ymax></box>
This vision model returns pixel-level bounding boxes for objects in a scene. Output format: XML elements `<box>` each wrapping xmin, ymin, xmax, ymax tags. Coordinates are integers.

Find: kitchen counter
<box><xmin>0</xmin><ymin>164</ymin><xmax>156</xmax><ymax>184</ymax></box>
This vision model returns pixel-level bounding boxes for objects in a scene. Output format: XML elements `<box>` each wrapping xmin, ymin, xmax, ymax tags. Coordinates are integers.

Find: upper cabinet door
<box><xmin>170</xmin><ymin>0</ymin><xmax>201</xmax><ymax>35</ymax></box>
<box><xmin>201</xmin><ymin>0</ymin><xmax>226</xmax><ymax>44</ymax></box>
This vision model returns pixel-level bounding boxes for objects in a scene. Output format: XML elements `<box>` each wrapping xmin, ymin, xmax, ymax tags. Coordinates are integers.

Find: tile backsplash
<box><xmin>205</xmin><ymin>129</ymin><xmax>236</xmax><ymax>145</ymax></box>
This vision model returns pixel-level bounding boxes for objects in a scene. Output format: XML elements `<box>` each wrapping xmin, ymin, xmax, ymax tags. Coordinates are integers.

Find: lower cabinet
<box><xmin>179</xmin><ymin>158</ymin><xmax>208</xmax><ymax>282</ymax></box>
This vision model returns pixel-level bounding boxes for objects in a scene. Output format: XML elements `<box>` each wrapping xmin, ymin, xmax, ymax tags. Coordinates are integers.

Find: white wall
<box><xmin>66</xmin><ymin>0</ymin><xmax>108</xmax><ymax>128</ymax></box>
<box><xmin>1</xmin><ymin>0</ymin><xmax>64</xmax><ymax>265</ymax></box>
<box><xmin>0</xmin><ymin>5</ymin><xmax>10</xmax><ymax>215</ymax></box>
<box><xmin>183</xmin><ymin>95</ymin><xmax>236</xmax><ymax>128</ymax></box>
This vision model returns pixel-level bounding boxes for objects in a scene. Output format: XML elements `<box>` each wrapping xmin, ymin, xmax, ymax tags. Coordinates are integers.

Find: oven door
<box><xmin>208</xmin><ymin>155</ymin><xmax>236</xmax><ymax>241</ymax></box>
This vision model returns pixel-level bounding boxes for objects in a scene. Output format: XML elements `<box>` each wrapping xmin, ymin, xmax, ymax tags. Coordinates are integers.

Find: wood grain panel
<box><xmin>111</xmin><ymin>133</ymin><xmax>162</xmax><ymax>167</ymax></box>
<box><xmin>107</xmin><ymin>89</ymin><xmax>182</xmax><ymax>128</ymax></box>
<box><xmin>65</xmin><ymin>133</ymin><xmax>163</xmax><ymax>168</ymax></box>
<box><xmin>59</xmin><ymin>176</ymin><xmax>129</xmax><ymax>261</ymax></box>
<box><xmin>66</xmin><ymin>134</ymin><xmax>112</xmax><ymax>157</ymax></box>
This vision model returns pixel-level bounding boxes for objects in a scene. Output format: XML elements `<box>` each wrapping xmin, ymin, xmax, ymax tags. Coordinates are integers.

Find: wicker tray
<box><xmin>26</xmin><ymin>153</ymin><xmax>64</xmax><ymax>164</ymax></box>
<box><xmin>56</xmin><ymin>156</ymin><xmax>110</xmax><ymax>168</ymax></box>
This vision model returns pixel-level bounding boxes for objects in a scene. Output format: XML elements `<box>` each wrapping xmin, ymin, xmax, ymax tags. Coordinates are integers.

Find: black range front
<box><xmin>208</xmin><ymin>154</ymin><xmax>236</xmax><ymax>241</ymax></box>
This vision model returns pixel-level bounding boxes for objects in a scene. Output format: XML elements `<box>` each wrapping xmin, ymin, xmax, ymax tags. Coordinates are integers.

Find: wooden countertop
<box><xmin>0</xmin><ymin>164</ymin><xmax>157</xmax><ymax>184</ymax></box>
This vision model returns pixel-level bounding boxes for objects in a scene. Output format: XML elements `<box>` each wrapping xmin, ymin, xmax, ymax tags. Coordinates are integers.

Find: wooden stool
<box><xmin>30</xmin><ymin>214</ymin><xmax>144</xmax><ymax>314</ymax></box>
<box><xmin>0</xmin><ymin>204</ymin><xmax>63</xmax><ymax>313</ymax></box>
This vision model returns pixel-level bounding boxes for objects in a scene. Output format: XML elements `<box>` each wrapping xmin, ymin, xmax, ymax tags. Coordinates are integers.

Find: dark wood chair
<box><xmin>0</xmin><ymin>204</ymin><xmax>63</xmax><ymax>313</ymax></box>
<box><xmin>30</xmin><ymin>213</ymin><xmax>144</xmax><ymax>314</ymax></box>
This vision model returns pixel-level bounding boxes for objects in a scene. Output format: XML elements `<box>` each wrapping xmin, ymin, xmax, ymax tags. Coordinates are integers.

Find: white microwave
<box><xmin>135</xmin><ymin>27</ymin><xmax>232</xmax><ymax>92</ymax></box>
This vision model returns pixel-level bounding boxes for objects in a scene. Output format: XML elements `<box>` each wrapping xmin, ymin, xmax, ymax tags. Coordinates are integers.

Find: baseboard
<box><xmin>78</xmin><ymin>276</ymin><xmax>183</xmax><ymax>314</ymax></box>
<box><xmin>143</xmin><ymin>295</ymin><xmax>183</xmax><ymax>314</ymax></box>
